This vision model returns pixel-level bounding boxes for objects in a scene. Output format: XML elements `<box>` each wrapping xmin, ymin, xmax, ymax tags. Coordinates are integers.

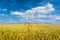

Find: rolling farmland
<box><xmin>0</xmin><ymin>24</ymin><xmax>60</xmax><ymax>40</ymax></box>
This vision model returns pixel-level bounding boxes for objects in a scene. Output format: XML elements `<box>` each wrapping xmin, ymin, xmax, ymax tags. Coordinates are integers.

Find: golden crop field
<box><xmin>0</xmin><ymin>24</ymin><xmax>60</xmax><ymax>40</ymax></box>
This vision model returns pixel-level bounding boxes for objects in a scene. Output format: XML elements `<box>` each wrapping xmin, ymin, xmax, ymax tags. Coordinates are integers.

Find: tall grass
<box><xmin>0</xmin><ymin>24</ymin><xmax>60</xmax><ymax>40</ymax></box>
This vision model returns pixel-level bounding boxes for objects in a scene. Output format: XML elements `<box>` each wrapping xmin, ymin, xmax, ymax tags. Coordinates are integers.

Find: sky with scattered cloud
<box><xmin>0</xmin><ymin>0</ymin><xmax>60</xmax><ymax>24</ymax></box>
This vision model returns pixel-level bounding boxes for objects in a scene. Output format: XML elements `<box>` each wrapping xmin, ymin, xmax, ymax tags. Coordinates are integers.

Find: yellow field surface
<box><xmin>0</xmin><ymin>24</ymin><xmax>60</xmax><ymax>40</ymax></box>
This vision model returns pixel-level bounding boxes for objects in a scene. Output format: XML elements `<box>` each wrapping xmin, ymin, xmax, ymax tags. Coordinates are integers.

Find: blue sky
<box><xmin>0</xmin><ymin>0</ymin><xmax>60</xmax><ymax>24</ymax></box>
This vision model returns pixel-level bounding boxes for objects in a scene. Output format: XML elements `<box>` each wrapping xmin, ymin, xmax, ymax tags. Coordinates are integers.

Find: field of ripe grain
<box><xmin>0</xmin><ymin>24</ymin><xmax>60</xmax><ymax>40</ymax></box>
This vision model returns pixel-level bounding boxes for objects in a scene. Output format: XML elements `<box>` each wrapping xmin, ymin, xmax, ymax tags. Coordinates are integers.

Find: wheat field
<box><xmin>0</xmin><ymin>24</ymin><xmax>60</xmax><ymax>40</ymax></box>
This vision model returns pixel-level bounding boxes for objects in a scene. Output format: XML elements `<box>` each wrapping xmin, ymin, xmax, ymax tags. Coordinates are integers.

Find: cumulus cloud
<box><xmin>11</xmin><ymin>12</ymin><xmax>25</xmax><ymax>16</ymax></box>
<box><xmin>10</xmin><ymin>3</ymin><xmax>55</xmax><ymax>23</ymax></box>
<box><xmin>49</xmin><ymin>15</ymin><xmax>60</xmax><ymax>21</ymax></box>
<box><xmin>25</xmin><ymin>3</ymin><xmax>55</xmax><ymax>14</ymax></box>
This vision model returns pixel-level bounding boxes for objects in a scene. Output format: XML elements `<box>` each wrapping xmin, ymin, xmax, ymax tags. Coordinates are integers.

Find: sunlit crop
<box><xmin>0</xmin><ymin>24</ymin><xmax>60</xmax><ymax>40</ymax></box>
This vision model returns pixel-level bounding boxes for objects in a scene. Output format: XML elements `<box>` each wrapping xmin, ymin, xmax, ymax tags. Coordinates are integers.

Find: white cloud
<box><xmin>0</xmin><ymin>9</ymin><xmax>7</xmax><ymax>11</ymax></box>
<box><xmin>35</xmin><ymin>14</ymin><xmax>47</xmax><ymax>19</ymax></box>
<box><xmin>0</xmin><ymin>14</ymin><xmax>8</xmax><ymax>16</ymax></box>
<box><xmin>10</xmin><ymin>3</ymin><xmax>55</xmax><ymax>23</ymax></box>
<box><xmin>54</xmin><ymin>16</ymin><xmax>60</xmax><ymax>20</ymax></box>
<box><xmin>49</xmin><ymin>15</ymin><xmax>60</xmax><ymax>20</ymax></box>
<box><xmin>55</xmin><ymin>17</ymin><xmax>60</xmax><ymax>20</ymax></box>
<box><xmin>11</xmin><ymin>12</ymin><xmax>25</xmax><ymax>17</ymax></box>
<box><xmin>25</xmin><ymin>3</ymin><xmax>55</xmax><ymax>14</ymax></box>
